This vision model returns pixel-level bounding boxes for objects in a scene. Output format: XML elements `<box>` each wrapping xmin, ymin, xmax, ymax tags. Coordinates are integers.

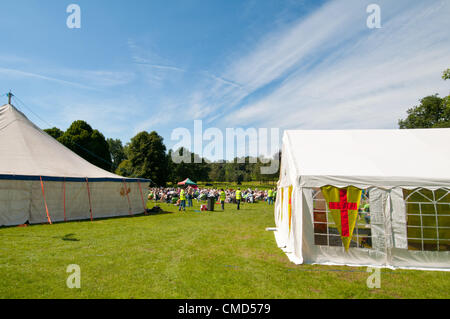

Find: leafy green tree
<box><xmin>443</xmin><ymin>68</ymin><xmax>450</xmax><ymax>80</ymax></box>
<box><xmin>107</xmin><ymin>138</ymin><xmax>127</xmax><ymax>172</ymax></box>
<box><xmin>224</xmin><ymin>162</ymin><xmax>236</xmax><ymax>182</ymax></box>
<box><xmin>58</xmin><ymin>120</ymin><xmax>112</xmax><ymax>171</ymax></box>
<box><xmin>190</xmin><ymin>152</ymin><xmax>211</xmax><ymax>182</ymax></box>
<box><xmin>127</xmin><ymin>131</ymin><xmax>168</xmax><ymax>186</ymax></box>
<box><xmin>398</xmin><ymin>94</ymin><xmax>450</xmax><ymax>129</ymax></box>
<box><xmin>169</xmin><ymin>149</ymin><xmax>191</xmax><ymax>184</ymax></box>
<box><xmin>204</xmin><ymin>154</ymin><xmax>280</xmax><ymax>184</ymax></box>
<box><xmin>167</xmin><ymin>147</ymin><xmax>210</xmax><ymax>184</ymax></box>
<box><xmin>212</xmin><ymin>163</ymin><xmax>226</xmax><ymax>182</ymax></box>
<box><xmin>115</xmin><ymin>159</ymin><xmax>135</xmax><ymax>177</ymax></box>
<box><xmin>44</xmin><ymin>127</ymin><xmax>64</xmax><ymax>140</ymax></box>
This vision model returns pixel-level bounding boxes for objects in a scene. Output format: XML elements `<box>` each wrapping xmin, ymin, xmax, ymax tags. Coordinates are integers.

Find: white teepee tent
<box><xmin>0</xmin><ymin>103</ymin><xmax>149</xmax><ymax>226</ymax></box>
<box><xmin>274</xmin><ymin>129</ymin><xmax>450</xmax><ymax>271</ymax></box>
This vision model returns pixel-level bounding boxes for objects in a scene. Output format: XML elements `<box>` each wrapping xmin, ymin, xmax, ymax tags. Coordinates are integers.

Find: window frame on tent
<box><xmin>403</xmin><ymin>187</ymin><xmax>450</xmax><ymax>252</ymax></box>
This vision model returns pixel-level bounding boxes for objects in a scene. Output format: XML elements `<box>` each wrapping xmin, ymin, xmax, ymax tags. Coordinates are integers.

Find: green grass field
<box><xmin>0</xmin><ymin>200</ymin><xmax>449</xmax><ymax>299</ymax></box>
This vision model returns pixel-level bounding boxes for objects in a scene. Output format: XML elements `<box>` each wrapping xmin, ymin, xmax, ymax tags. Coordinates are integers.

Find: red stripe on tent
<box><xmin>39</xmin><ymin>176</ymin><xmax>52</xmax><ymax>224</ymax></box>
<box><xmin>137</xmin><ymin>180</ymin><xmax>146</xmax><ymax>214</ymax></box>
<box><xmin>63</xmin><ymin>178</ymin><xmax>67</xmax><ymax>222</ymax></box>
<box><xmin>122</xmin><ymin>179</ymin><xmax>132</xmax><ymax>216</ymax></box>
<box><xmin>86</xmin><ymin>178</ymin><xmax>93</xmax><ymax>221</ymax></box>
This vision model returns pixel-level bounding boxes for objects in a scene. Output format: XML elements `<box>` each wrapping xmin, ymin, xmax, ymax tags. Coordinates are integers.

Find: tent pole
<box><xmin>7</xmin><ymin>91</ymin><xmax>13</xmax><ymax>105</ymax></box>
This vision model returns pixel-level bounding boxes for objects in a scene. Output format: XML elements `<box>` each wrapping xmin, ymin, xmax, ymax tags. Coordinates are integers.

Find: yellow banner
<box><xmin>321</xmin><ymin>186</ymin><xmax>362</xmax><ymax>251</ymax></box>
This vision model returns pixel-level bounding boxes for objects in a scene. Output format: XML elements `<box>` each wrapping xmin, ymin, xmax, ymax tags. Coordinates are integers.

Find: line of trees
<box><xmin>44</xmin><ymin>123</ymin><xmax>280</xmax><ymax>186</ymax></box>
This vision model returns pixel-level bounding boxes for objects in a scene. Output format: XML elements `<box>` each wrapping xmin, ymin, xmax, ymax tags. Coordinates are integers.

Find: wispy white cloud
<box><xmin>134</xmin><ymin>62</ymin><xmax>185</xmax><ymax>73</ymax></box>
<box><xmin>224</xmin><ymin>0</ymin><xmax>364</xmax><ymax>92</ymax></box>
<box><xmin>0</xmin><ymin>64</ymin><xmax>135</xmax><ymax>91</ymax></box>
<box><xmin>0</xmin><ymin>55</ymin><xmax>30</xmax><ymax>64</ymax></box>
<box><xmin>20</xmin><ymin>91</ymin><xmax>146</xmax><ymax>141</ymax></box>
<box><xmin>58</xmin><ymin>96</ymin><xmax>145</xmax><ymax>138</ymax></box>
<box><xmin>167</xmin><ymin>0</ymin><xmax>373</xmax><ymax>125</ymax></box>
<box><xmin>133</xmin><ymin>100</ymin><xmax>183</xmax><ymax>134</ymax></box>
<box><xmin>220</xmin><ymin>0</ymin><xmax>450</xmax><ymax>129</ymax></box>
<box><xmin>108</xmin><ymin>0</ymin><xmax>450</xmax><ymax>146</ymax></box>
<box><xmin>0</xmin><ymin>67</ymin><xmax>97</xmax><ymax>90</ymax></box>
<box><xmin>128</xmin><ymin>39</ymin><xmax>187</xmax><ymax>87</ymax></box>
<box><xmin>56</xmin><ymin>69</ymin><xmax>136</xmax><ymax>88</ymax></box>
<box><xmin>200</xmin><ymin>71</ymin><xmax>245</xmax><ymax>90</ymax></box>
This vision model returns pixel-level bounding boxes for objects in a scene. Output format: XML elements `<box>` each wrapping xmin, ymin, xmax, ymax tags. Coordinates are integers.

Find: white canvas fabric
<box><xmin>275</xmin><ymin>129</ymin><xmax>450</xmax><ymax>271</ymax></box>
<box><xmin>284</xmin><ymin>129</ymin><xmax>450</xmax><ymax>189</ymax></box>
<box><xmin>0</xmin><ymin>104</ymin><xmax>124</xmax><ymax>178</ymax></box>
<box><xmin>0</xmin><ymin>104</ymin><xmax>149</xmax><ymax>226</ymax></box>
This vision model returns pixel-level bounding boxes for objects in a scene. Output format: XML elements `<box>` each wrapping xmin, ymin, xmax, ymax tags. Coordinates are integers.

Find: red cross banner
<box><xmin>321</xmin><ymin>186</ymin><xmax>362</xmax><ymax>251</ymax></box>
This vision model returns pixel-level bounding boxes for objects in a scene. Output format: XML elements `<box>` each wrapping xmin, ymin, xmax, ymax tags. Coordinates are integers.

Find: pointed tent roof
<box><xmin>0</xmin><ymin>103</ymin><xmax>146</xmax><ymax>181</ymax></box>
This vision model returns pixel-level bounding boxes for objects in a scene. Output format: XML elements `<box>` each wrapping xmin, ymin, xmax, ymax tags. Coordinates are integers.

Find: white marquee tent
<box><xmin>0</xmin><ymin>103</ymin><xmax>149</xmax><ymax>226</ymax></box>
<box><xmin>274</xmin><ymin>129</ymin><xmax>450</xmax><ymax>271</ymax></box>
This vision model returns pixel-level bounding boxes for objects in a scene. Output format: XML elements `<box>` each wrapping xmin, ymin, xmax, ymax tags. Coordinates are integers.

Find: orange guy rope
<box><xmin>39</xmin><ymin>176</ymin><xmax>52</xmax><ymax>224</ymax></box>
<box><xmin>137</xmin><ymin>180</ymin><xmax>147</xmax><ymax>214</ymax></box>
<box><xmin>122</xmin><ymin>179</ymin><xmax>132</xmax><ymax>216</ymax></box>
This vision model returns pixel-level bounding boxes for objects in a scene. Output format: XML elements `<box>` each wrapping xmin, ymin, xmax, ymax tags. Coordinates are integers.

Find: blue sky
<box><xmin>1</xmin><ymin>0</ymin><xmax>449</xmax><ymax>160</ymax></box>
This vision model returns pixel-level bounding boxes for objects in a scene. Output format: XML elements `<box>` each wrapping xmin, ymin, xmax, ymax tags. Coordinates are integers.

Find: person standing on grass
<box><xmin>179</xmin><ymin>188</ymin><xmax>186</xmax><ymax>212</ymax></box>
<box><xmin>267</xmin><ymin>189</ymin><xmax>274</xmax><ymax>205</ymax></box>
<box><xmin>188</xmin><ymin>187</ymin><xmax>194</xmax><ymax>207</ymax></box>
<box><xmin>235</xmin><ymin>188</ymin><xmax>242</xmax><ymax>210</ymax></box>
<box><xmin>185</xmin><ymin>186</ymin><xmax>192</xmax><ymax>207</ymax></box>
<box><xmin>219</xmin><ymin>189</ymin><xmax>226</xmax><ymax>210</ymax></box>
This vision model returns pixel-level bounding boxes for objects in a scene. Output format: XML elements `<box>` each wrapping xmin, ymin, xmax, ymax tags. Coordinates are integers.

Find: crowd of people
<box><xmin>146</xmin><ymin>186</ymin><xmax>277</xmax><ymax>209</ymax></box>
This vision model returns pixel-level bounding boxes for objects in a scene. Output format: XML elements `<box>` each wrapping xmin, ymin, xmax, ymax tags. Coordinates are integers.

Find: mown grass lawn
<box><xmin>0</xmin><ymin>200</ymin><xmax>449</xmax><ymax>299</ymax></box>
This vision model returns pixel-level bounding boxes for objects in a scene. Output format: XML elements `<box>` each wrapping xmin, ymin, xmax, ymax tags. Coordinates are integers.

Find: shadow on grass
<box><xmin>60</xmin><ymin>233</ymin><xmax>80</xmax><ymax>241</ymax></box>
